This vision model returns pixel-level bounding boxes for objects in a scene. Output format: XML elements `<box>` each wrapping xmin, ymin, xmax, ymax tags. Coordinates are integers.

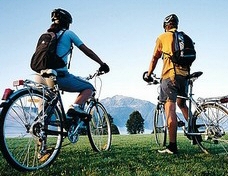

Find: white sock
<box><xmin>72</xmin><ymin>104</ymin><xmax>83</xmax><ymax>109</ymax></box>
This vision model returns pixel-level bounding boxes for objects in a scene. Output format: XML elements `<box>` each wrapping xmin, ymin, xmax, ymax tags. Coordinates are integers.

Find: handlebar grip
<box><xmin>143</xmin><ymin>71</ymin><xmax>159</xmax><ymax>84</ymax></box>
<box><xmin>97</xmin><ymin>70</ymin><xmax>105</xmax><ymax>76</ymax></box>
<box><xmin>143</xmin><ymin>71</ymin><xmax>153</xmax><ymax>82</ymax></box>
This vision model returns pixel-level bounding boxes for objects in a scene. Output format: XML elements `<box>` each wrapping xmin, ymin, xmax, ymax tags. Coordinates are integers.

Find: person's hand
<box><xmin>99</xmin><ymin>63</ymin><xmax>110</xmax><ymax>73</ymax></box>
<box><xmin>143</xmin><ymin>71</ymin><xmax>159</xmax><ymax>84</ymax></box>
<box><xmin>143</xmin><ymin>71</ymin><xmax>150</xmax><ymax>82</ymax></box>
<box><xmin>143</xmin><ymin>71</ymin><xmax>153</xmax><ymax>82</ymax></box>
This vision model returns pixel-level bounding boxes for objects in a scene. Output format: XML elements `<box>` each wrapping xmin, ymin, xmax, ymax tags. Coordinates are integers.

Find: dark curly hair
<box><xmin>47</xmin><ymin>21</ymin><xmax>69</xmax><ymax>33</ymax></box>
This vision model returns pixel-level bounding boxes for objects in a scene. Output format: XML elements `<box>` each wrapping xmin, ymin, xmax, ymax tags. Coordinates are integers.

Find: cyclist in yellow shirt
<box><xmin>146</xmin><ymin>14</ymin><xmax>189</xmax><ymax>154</ymax></box>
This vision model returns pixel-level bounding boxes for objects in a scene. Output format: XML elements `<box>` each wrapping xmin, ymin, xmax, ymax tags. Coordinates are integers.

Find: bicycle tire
<box><xmin>87</xmin><ymin>102</ymin><xmax>112</xmax><ymax>152</ymax></box>
<box><xmin>193</xmin><ymin>102</ymin><xmax>228</xmax><ymax>155</ymax></box>
<box><xmin>0</xmin><ymin>88</ymin><xmax>63</xmax><ymax>171</ymax></box>
<box><xmin>153</xmin><ymin>103</ymin><xmax>167</xmax><ymax>147</ymax></box>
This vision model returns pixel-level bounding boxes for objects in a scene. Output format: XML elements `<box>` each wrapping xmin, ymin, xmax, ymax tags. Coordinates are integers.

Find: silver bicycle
<box><xmin>143</xmin><ymin>71</ymin><xmax>228</xmax><ymax>155</ymax></box>
<box><xmin>0</xmin><ymin>69</ymin><xmax>112</xmax><ymax>171</ymax></box>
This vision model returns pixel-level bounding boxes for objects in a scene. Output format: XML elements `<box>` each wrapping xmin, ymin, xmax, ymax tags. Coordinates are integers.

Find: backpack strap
<box><xmin>57</xmin><ymin>30</ymin><xmax>74</xmax><ymax>69</ymax></box>
<box><xmin>57</xmin><ymin>30</ymin><xmax>66</xmax><ymax>41</ymax></box>
<box><xmin>67</xmin><ymin>44</ymin><xmax>73</xmax><ymax>69</ymax></box>
<box><xmin>163</xmin><ymin>30</ymin><xmax>176</xmax><ymax>57</ymax></box>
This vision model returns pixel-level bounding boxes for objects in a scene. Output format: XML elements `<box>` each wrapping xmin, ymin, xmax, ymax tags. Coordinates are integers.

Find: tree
<box><xmin>108</xmin><ymin>114</ymin><xmax>120</xmax><ymax>134</ymax></box>
<box><xmin>126</xmin><ymin>111</ymin><xmax>144</xmax><ymax>134</ymax></box>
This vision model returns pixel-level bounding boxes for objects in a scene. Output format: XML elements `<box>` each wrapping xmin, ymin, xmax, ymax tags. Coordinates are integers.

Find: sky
<box><xmin>0</xmin><ymin>0</ymin><xmax>228</xmax><ymax>109</ymax></box>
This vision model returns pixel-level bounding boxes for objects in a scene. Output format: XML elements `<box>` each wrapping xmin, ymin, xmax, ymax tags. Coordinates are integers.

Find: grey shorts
<box><xmin>56</xmin><ymin>71</ymin><xmax>95</xmax><ymax>92</ymax></box>
<box><xmin>159</xmin><ymin>75</ymin><xmax>188</xmax><ymax>102</ymax></box>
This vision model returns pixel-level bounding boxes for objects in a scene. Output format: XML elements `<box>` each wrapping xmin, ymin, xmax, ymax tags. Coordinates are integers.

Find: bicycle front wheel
<box><xmin>193</xmin><ymin>102</ymin><xmax>228</xmax><ymax>155</ymax></box>
<box><xmin>87</xmin><ymin>102</ymin><xmax>112</xmax><ymax>152</ymax></box>
<box><xmin>153</xmin><ymin>103</ymin><xmax>167</xmax><ymax>147</ymax></box>
<box><xmin>0</xmin><ymin>89</ymin><xmax>63</xmax><ymax>171</ymax></box>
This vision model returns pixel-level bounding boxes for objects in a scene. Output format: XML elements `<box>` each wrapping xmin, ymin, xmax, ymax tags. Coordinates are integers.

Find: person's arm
<box><xmin>148</xmin><ymin>56</ymin><xmax>159</xmax><ymax>76</ymax></box>
<box><xmin>79</xmin><ymin>44</ymin><xmax>104</xmax><ymax>65</ymax></box>
<box><xmin>79</xmin><ymin>44</ymin><xmax>110</xmax><ymax>73</ymax></box>
<box><xmin>69</xmin><ymin>30</ymin><xmax>106</xmax><ymax>66</ymax></box>
<box><xmin>147</xmin><ymin>38</ymin><xmax>162</xmax><ymax>76</ymax></box>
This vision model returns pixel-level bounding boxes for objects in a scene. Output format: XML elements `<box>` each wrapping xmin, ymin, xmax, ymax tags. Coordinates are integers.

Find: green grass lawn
<box><xmin>0</xmin><ymin>134</ymin><xmax>228</xmax><ymax>176</ymax></box>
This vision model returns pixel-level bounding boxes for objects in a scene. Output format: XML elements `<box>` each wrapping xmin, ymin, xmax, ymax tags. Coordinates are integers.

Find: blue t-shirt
<box><xmin>56</xmin><ymin>30</ymin><xmax>84</xmax><ymax>71</ymax></box>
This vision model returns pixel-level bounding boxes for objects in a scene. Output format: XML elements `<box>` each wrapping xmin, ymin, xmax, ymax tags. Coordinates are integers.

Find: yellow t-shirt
<box><xmin>153</xmin><ymin>28</ymin><xmax>189</xmax><ymax>80</ymax></box>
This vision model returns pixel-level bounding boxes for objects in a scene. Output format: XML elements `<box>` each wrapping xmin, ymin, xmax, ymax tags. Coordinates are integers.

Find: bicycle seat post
<box><xmin>187</xmin><ymin>74</ymin><xmax>197</xmax><ymax>133</ymax></box>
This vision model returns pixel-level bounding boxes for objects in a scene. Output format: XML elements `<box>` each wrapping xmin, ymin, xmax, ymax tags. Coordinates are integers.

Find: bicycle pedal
<box><xmin>68</xmin><ymin>125</ymin><xmax>80</xmax><ymax>144</ymax></box>
<box><xmin>177</xmin><ymin>121</ymin><xmax>185</xmax><ymax>127</ymax></box>
<box><xmin>80</xmin><ymin>115</ymin><xmax>91</xmax><ymax>122</ymax></box>
<box><xmin>38</xmin><ymin>148</ymin><xmax>53</xmax><ymax>162</ymax></box>
<box><xmin>67</xmin><ymin>108</ymin><xmax>89</xmax><ymax>118</ymax></box>
<box><xmin>65</xmin><ymin>116</ymin><xmax>79</xmax><ymax>129</ymax></box>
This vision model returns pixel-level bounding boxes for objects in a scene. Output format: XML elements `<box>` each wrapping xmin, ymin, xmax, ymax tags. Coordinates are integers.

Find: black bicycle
<box><xmin>143</xmin><ymin>71</ymin><xmax>228</xmax><ymax>155</ymax></box>
<box><xmin>0</xmin><ymin>69</ymin><xmax>111</xmax><ymax>171</ymax></box>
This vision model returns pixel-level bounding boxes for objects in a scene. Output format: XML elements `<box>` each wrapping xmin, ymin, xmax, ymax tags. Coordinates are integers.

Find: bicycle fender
<box><xmin>0</xmin><ymin>89</ymin><xmax>30</xmax><ymax>108</ymax></box>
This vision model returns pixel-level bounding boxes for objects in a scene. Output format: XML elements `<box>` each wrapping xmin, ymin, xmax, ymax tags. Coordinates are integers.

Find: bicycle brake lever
<box><xmin>97</xmin><ymin>71</ymin><xmax>105</xmax><ymax>76</ymax></box>
<box><xmin>153</xmin><ymin>80</ymin><xmax>159</xmax><ymax>85</ymax></box>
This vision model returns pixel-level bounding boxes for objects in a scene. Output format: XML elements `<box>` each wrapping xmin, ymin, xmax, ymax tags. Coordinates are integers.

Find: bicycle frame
<box><xmin>177</xmin><ymin>76</ymin><xmax>200</xmax><ymax>135</ymax></box>
<box><xmin>17</xmin><ymin>78</ymin><xmax>67</xmax><ymax>125</ymax></box>
<box><xmin>145</xmin><ymin>71</ymin><xmax>228</xmax><ymax>154</ymax></box>
<box><xmin>147</xmin><ymin>72</ymin><xmax>204</xmax><ymax>135</ymax></box>
<box><xmin>0</xmin><ymin>69</ymin><xmax>111</xmax><ymax>171</ymax></box>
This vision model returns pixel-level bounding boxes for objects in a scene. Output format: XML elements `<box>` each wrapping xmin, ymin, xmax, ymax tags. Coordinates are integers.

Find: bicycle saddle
<box><xmin>40</xmin><ymin>69</ymin><xmax>57</xmax><ymax>78</ymax></box>
<box><xmin>186</xmin><ymin>71</ymin><xmax>203</xmax><ymax>79</ymax></box>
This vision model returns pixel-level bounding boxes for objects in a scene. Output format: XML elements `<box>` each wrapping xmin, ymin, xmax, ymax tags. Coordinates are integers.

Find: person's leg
<box><xmin>158</xmin><ymin>100</ymin><xmax>178</xmax><ymax>154</ymax></box>
<box><xmin>177</xmin><ymin>98</ymin><xmax>189</xmax><ymax>121</ymax></box>
<box><xmin>74</xmin><ymin>89</ymin><xmax>93</xmax><ymax>105</ymax></box>
<box><xmin>67</xmin><ymin>88</ymin><xmax>93</xmax><ymax>117</ymax></box>
<box><xmin>165</xmin><ymin>101</ymin><xmax>177</xmax><ymax>144</ymax></box>
<box><xmin>57</xmin><ymin>72</ymin><xmax>95</xmax><ymax>116</ymax></box>
<box><xmin>176</xmin><ymin>75</ymin><xmax>189</xmax><ymax>121</ymax></box>
<box><xmin>177</xmin><ymin>97</ymin><xmax>202</xmax><ymax>144</ymax></box>
<box><xmin>158</xmin><ymin>78</ymin><xmax>178</xmax><ymax>154</ymax></box>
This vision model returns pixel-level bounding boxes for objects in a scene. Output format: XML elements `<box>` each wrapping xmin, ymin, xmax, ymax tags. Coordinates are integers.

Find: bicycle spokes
<box><xmin>0</xmin><ymin>89</ymin><xmax>63</xmax><ymax>171</ymax></box>
<box><xmin>87</xmin><ymin>102</ymin><xmax>111</xmax><ymax>152</ymax></box>
<box><xmin>194</xmin><ymin>103</ymin><xmax>228</xmax><ymax>155</ymax></box>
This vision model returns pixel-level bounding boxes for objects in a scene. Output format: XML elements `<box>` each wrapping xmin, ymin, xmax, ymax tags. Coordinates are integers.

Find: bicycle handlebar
<box><xmin>143</xmin><ymin>71</ymin><xmax>160</xmax><ymax>85</ymax></box>
<box><xmin>143</xmin><ymin>71</ymin><xmax>203</xmax><ymax>85</ymax></box>
<box><xmin>86</xmin><ymin>70</ymin><xmax>106</xmax><ymax>80</ymax></box>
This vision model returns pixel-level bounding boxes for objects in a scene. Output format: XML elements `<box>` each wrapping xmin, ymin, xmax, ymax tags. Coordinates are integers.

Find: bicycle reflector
<box><xmin>2</xmin><ymin>88</ymin><xmax>14</xmax><ymax>100</ymax></box>
<box><xmin>13</xmin><ymin>80</ymin><xmax>24</xmax><ymax>87</ymax></box>
<box><xmin>220</xmin><ymin>96</ymin><xmax>228</xmax><ymax>103</ymax></box>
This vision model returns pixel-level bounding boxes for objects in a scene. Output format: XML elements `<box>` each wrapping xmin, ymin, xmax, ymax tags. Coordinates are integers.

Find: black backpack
<box><xmin>169</xmin><ymin>31</ymin><xmax>196</xmax><ymax>67</ymax></box>
<box><xmin>30</xmin><ymin>30</ymin><xmax>70</xmax><ymax>73</ymax></box>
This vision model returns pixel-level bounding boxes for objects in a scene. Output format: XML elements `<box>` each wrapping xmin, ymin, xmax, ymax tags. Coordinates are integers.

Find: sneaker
<box><xmin>65</xmin><ymin>115</ymin><xmax>79</xmax><ymax>131</ymax></box>
<box><xmin>67</xmin><ymin>105</ymin><xmax>89</xmax><ymax>117</ymax></box>
<box><xmin>158</xmin><ymin>146</ymin><xmax>177</xmax><ymax>154</ymax></box>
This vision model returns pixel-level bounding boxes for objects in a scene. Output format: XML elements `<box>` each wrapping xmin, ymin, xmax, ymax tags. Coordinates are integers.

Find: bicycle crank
<box><xmin>67</xmin><ymin>121</ymin><xmax>85</xmax><ymax>143</ymax></box>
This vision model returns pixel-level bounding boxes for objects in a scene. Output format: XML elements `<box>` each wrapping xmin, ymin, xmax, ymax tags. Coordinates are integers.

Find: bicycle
<box><xmin>143</xmin><ymin>71</ymin><xmax>228</xmax><ymax>155</ymax></box>
<box><xmin>0</xmin><ymin>69</ymin><xmax>112</xmax><ymax>171</ymax></box>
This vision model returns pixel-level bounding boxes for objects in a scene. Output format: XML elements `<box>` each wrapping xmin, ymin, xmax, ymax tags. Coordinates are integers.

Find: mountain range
<box><xmin>100</xmin><ymin>95</ymin><xmax>156</xmax><ymax>134</ymax></box>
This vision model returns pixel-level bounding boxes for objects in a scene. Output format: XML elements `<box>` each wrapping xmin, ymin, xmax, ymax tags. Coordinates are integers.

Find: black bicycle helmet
<box><xmin>163</xmin><ymin>14</ymin><xmax>179</xmax><ymax>29</ymax></box>
<box><xmin>51</xmin><ymin>8</ymin><xmax>73</xmax><ymax>24</ymax></box>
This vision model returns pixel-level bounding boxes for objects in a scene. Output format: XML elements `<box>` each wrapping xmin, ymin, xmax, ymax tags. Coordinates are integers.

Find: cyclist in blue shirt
<box><xmin>48</xmin><ymin>8</ymin><xmax>110</xmax><ymax>117</ymax></box>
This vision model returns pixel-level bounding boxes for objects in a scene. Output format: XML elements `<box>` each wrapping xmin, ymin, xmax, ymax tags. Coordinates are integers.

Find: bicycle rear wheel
<box><xmin>87</xmin><ymin>102</ymin><xmax>112</xmax><ymax>152</ymax></box>
<box><xmin>153</xmin><ymin>103</ymin><xmax>167</xmax><ymax>147</ymax></box>
<box><xmin>0</xmin><ymin>89</ymin><xmax>63</xmax><ymax>171</ymax></box>
<box><xmin>193</xmin><ymin>102</ymin><xmax>228</xmax><ymax>155</ymax></box>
